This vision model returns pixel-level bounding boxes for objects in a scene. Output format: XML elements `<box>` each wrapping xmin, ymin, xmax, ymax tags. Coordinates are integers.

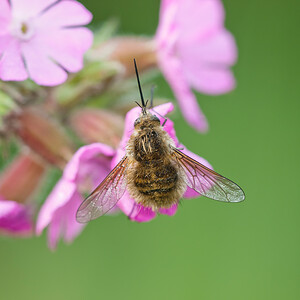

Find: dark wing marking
<box><xmin>172</xmin><ymin>149</ymin><xmax>245</xmax><ymax>202</ymax></box>
<box><xmin>76</xmin><ymin>156</ymin><xmax>128</xmax><ymax>223</ymax></box>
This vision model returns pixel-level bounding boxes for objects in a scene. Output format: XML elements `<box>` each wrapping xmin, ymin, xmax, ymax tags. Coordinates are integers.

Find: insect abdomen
<box><xmin>132</xmin><ymin>161</ymin><xmax>180</xmax><ymax>209</ymax></box>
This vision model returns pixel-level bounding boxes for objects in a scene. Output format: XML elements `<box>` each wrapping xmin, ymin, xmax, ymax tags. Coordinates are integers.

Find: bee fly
<box><xmin>76</xmin><ymin>59</ymin><xmax>245</xmax><ymax>223</ymax></box>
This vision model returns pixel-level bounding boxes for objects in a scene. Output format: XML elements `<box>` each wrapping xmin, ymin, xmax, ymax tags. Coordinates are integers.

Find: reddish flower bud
<box><xmin>90</xmin><ymin>37</ymin><xmax>157</xmax><ymax>76</ymax></box>
<box><xmin>12</xmin><ymin>108</ymin><xmax>74</xmax><ymax>168</ymax></box>
<box><xmin>0</xmin><ymin>152</ymin><xmax>45</xmax><ymax>204</ymax></box>
<box><xmin>70</xmin><ymin>109</ymin><xmax>124</xmax><ymax>148</ymax></box>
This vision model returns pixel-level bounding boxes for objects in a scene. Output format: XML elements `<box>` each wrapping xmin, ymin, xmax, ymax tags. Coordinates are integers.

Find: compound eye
<box><xmin>151</xmin><ymin>115</ymin><xmax>160</xmax><ymax>123</ymax></box>
<box><xmin>134</xmin><ymin>117</ymin><xmax>141</xmax><ymax>127</ymax></box>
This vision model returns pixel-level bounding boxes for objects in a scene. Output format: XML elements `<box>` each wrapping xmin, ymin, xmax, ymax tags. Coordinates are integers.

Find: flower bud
<box><xmin>90</xmin><ymin>37</ymin><xmax>157</xmax><ymax>76</ymax></box>
<box><xmin>11</xmin><ymin>108</ymin><xmax>74</xmax><ymax>168</ymax></box>
<box><xmin>70</xmin><ymin>109</ymin><xmax>124</xmax><ymax>148</ymax></box>
<box><xmin>0</xmin><ymin>152</ymin><xmax>45</xmax><ymax>203</ymax></box>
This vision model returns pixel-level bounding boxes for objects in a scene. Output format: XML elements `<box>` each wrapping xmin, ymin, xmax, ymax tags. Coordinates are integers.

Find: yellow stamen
<box><xmin>21</xmin><ymin>23</ymin><xmax>28</xmax><ymax>34</ymax></box>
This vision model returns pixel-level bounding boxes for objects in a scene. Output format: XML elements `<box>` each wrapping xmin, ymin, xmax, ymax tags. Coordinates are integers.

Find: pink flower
<box><xmin>0</xmin><ymin>0</ymin><xmax>93</xmax><ymax>86</ymax></box>
<box><xmin>36</xmin><ymin>103</ymin><xmax>212</xmax><ymax>248</ymax></box>
<box><xmin>155</xmin><ymin>0</ymin><xmax>237</xmax><ymax>132</ymax></box>
<box><xmin>113</xmin><ymin>102</ymin><xmax>212</xmax><ymax>222</ymax></box>
<box><xmin>36</xmin><ymin>144</ymin><xmax>115</xmax><ymax>249</ymax></box>
<box><xmin>0</xmin><ymin>152</ymin><xmax>45</xmax><ymax>236</ymax></box>
<box><xmin>0</xmin><ymin>198</ymin><xmax>32</xmax><ymax>236</ymax></box>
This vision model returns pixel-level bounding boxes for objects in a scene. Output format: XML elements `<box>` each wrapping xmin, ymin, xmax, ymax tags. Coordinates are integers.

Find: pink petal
<box><xmin>150</xmin><ymin>102</ymin><xmax>174</xmax><ymax>120</ymax></box>
<box><xmin>36</xmin><ymin>179</ymin><xmax>77</xmax><ymax>235</ymax></box>
<box><xmin>0</xmin><ymin>199</ymin><xmax>15</xmax><ymax>218</ymax></box>
<box><xmin>150</xmin><ymin>102</ymin><xmax>179</xmax><ymax>144</ymax></box>
<box><xmin>186</xmin><ymin>67</ymin><xmax>236</xmax><ymax>95</ymax></box>
<box><xmin>47</xmin><ymin>193</ymin><xmax>84</xmax><ymax>249</ymax></box>
<box><xmin>159</xmin><ymin>203</ymin><xmax>178</xmax><ymax>216</ymax></box>
<box><xmin>63</xmin><ymin>143</ymin><xmax>115</xmax><ymax>182</ymax></box>
<box><xmin>0</xmin><ymin>34</ymin><xmax>10</xmax><ymax>56</ymax></box>
<box><xmin>47</xmin><ymin>211</ymin><xmax>61</xmax><ymax>250</ymax></box>
<box><xmin>63</xmin><ymin>192</ymin><xmax>85</xmax><ymax>244</ymax></box>
<box><xmin>179</xmin><ymin>29</ymin><xmax>237</xmax><ymax>95</ymax></box>
<box><xmin>177</xmin><ymin>0</ymin><xmax>224</xmax><ymax>41</ymax></box>
<box><xmin>161</xmin><ymin>117</ymin><xmax>178</xmax><ymax>145</ymax></box>
<box><xmin>158</xmin><ymin>52</ymin><xmax>208</xmax><ymax>132</ymax></box>
<box><xmin>10</xmin><ymin>0</ymin><xmax>57</xmax><ymax>19</ymax></box>
<box><xmin>0</xmin><ymin>0</ymin><xmax>11</xmax><ymax>34</ymax></box>
<box><xmin>156</xmin><ymin>0</ymin><xmax>178</xmax><ymax>49</ymax></box>
<box><xmin>117</xmin><ymin>190</ymin><xmax>156</xmax><ymax>222</ymax></box>
<box><xmin>38</xmin><ymin>185</ymin><xmax>85</xmax><ymax>249</ymax></box>
<box><xmin>0</xmin><ymin>199</ymin><xmax>32</xmax><ymax>235</ymax></box>
<box><xmin>179</xmin><ymin>29</ymin><xmax>237</xmax><ymax>68</ymax></box>
<box><xmin>0</xmin><ymin>36</ymin><xmax>28</xmax><ymax>81</ymax></box>
<box><xmin>184</xmin><ymin>186</ymin><xmax>202</xmax><ymax>198</ymax></box>
<box><xmin>36</xmin><ymin>0</ymin><xmax>92</xmax><ymax>29</ymax></box>
<box><xmin>180</xmin><ymin>146</ymin><xmax>213</xmax><ymax>198</ymax></box>
<box><xmin>21</xmin><ymin>38</ymin><xmax>67</xmax><ymax>86</ymax></box>
<box><xmin>120</xmin><ymin>106</ymin><xmax>145</xmax><ymax>148</ymax></box>
<box><xmin>38</xmin><ymin>28</ymin><xmax>93</xmax><ymax>72</ymax></box>
<box><xmin>181</xmin><ymin>146</ymin><xmax>213</xmax><ymax>169</ymax></box>
<box><xmin>115</xmin><ymin>190</ymin><xmax>134</xmax><ymax>215</ymax></box>
<box><xmin>131</xmin><ymin>205</ymin><xmax>156</xmax><ymax>222</ymax></box>
<box><xmin>151</xmin><ymin>102</ymin><xmax>174</xmax><ymax>116</ymax></box>
<box><xmin>111</xmin><ymin>149</ymin><xmax>126</xmax><ymax>169</ymax></box>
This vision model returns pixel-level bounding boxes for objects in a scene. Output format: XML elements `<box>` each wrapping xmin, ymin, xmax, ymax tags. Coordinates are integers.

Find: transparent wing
<box><xmin>76</xmin><ymin>156</ymin><xmax>128</xmax><ymax>223</ymax></box>
<box><xmin>172</xmin><ymin>149</ymin><xmax>245</xmax><ymax>202</ymax></box>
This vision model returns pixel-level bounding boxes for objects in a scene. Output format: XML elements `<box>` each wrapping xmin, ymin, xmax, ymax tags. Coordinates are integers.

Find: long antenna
<box><xmin>133</xmin><ymin>58</ymin><xmax>146</xmax><ymax>109</ymax></box>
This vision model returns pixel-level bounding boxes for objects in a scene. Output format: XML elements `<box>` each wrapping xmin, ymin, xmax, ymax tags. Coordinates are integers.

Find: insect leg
<box><xmin>128</xmin><ymin>203</ymin><xmax>143</xmax><ymax>220</ymax></box>
<box><xmin>128</xmin><ymin>202</ymin><xmax>137</xmax><ymax>219</ymax></box>
<box><xmin>149</xmin><ymin>85</ymin><xmax>156</xmax><ymax>108</ymax></box>
<box><xmin>134</xmin><ymin>204</ymin><xmax>143</xmax><ymax>219</ymax></box>
<box><xmin>149</xmin><ymin>85</ymin><xmax>168</xmax><ymax>127</ymax></box>
<box><xmin>148</xmin><ymin>85</ymin><xmax>168</xmax><ymax>127</ymax></box>
<box><xmin>151</xmin><ymin>110</ymin><xmax>167</xmax><ymax>127</ymax></box>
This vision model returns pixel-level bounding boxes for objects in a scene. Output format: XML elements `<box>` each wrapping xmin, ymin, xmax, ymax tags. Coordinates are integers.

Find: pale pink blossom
<box><xmin>0</xmin><ymin>0</ymin><xmax>93</xmax><ymax>86</ymax></box>
<box><xmin>155</xmin><ymin>0</ymin><xmax>237</xmax><ymax>131</ymax></box>
<box><xmin>0</xmin><ymin>198</ymin><xmax>32</xmax><ymax>236</ymax></box>
<box><xmin>36</xmin><ymin>103</ymin><xmax>212</xmax><ymax>248</ymax></box>
<box><xmin>36</xmin><ymin>144</ymin><xmax>114</xmax><ymax>249</ymax></box>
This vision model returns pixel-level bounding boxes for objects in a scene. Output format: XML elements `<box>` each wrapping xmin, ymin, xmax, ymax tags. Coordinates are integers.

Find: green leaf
<box><xmin>0</xmin><ymin>91</ymin><xmax>16</xmax><ymax>116</ymax></box>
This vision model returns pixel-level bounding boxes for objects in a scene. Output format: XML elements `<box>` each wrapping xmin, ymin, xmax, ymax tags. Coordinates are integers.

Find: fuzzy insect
<box><xmin>76</xmin><ymin>60</ymin><xmax>245</xmax><ymax>223</ymax></box>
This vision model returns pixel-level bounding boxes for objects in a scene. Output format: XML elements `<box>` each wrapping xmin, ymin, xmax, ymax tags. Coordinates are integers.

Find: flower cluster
<box><xmin>0</xmin><ymin>0</ymin><xmax>238</xmax><ymax>249</ymax></box>
<box><xmin>36</xmin><ymin>103</ymin><xmax>212</xmax><ymax>248</ymax></box>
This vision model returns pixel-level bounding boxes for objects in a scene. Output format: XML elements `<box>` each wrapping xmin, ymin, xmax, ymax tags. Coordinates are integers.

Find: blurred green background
<box><xmin>1</xmin><ymin>0</ymin><xmax>300</xmax><ymax>299</ymax></box>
